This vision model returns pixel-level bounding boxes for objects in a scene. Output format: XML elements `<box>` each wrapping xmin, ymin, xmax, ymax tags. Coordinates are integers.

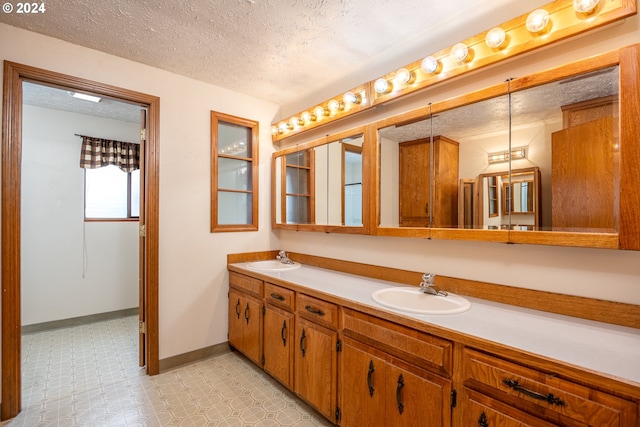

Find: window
<box><xmin>85</xmin><ymin>166</ymin><xmax>140</xmax><ymax>219</ymax></box>
<box><xmin>211</xmin><ymin>111</ymin><xmax>258</xmax><ymax>232</ymax></box>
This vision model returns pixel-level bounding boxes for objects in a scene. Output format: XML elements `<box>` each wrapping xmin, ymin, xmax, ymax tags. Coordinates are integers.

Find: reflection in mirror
<box><xmin>274</xmin><ymin>133</ymin><xmax>364</xmax><ymax>227</ymax></box>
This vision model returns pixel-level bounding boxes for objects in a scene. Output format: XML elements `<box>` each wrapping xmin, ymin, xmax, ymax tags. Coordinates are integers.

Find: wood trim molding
<box><xmin>1</xmin><ymin>61</ymin><xmax>160</xmax><ymax>420</ymax></box>
<box><xmin>228</xmin><ymin>251</ymin><xmax>640</xmax><ymax>330</ymax></box>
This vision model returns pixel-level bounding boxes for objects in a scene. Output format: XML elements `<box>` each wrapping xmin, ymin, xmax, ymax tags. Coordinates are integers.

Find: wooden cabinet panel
<box><xmin>265</xmin><ymin>282</ymin><xmax>295</xmax><ymax>312</ymax></box>
<box><xmin>460</xmin><ymin>387</ymin><xmax>556</xmax><ymax>427</ymax></box>
<box><xmin>229</xmin><ymin>271</ymin><xmax>262</xmax><ymax>297</ymax></box>
<box><xmin>463</xmin><ymin>348</ymin><xmax>638</xmax><ymax>427</ymax></box>
<box><xmin>297</xmin><ymin>293</ymin><xmax>338</xmax><ymax>330</ymax></box>
<box><xmin>228</xmin><ymin>288</ymin><xmax>262</xmax><ymax>366</ymax></box>
<box><xmin>263</xmin><ymin>305</ymin><xmax>294</xmax><ymax>388</ymax></box>
<box><xmin>295</xmin><ymin>316</ymin><xmax>338</xmax><ymax>421</ymax></box>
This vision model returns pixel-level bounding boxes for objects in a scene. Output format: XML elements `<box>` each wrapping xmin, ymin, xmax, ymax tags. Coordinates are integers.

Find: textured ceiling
<box><xmin>0</xmin><ymin>0</ymin><xmax>538</xmax><ymax>107</ymax></box>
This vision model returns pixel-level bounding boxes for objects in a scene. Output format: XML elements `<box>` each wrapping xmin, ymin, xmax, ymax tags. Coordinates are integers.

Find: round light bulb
<box><xmin>289</xmin><ymin>117</ymin><xmax>301</xmax><ymax>127</ymax></box>
<box><xmin>343</xmin><ymin>91</ymin><xmax>362</xmax><ymax>105</ymax></box>
<box><xmin>573</xmin><ymin>0</ymin><xmax>599</xmax><ymax>13</ymax></box>
<box><xmin>421</xmin><ymin>56</ymin><xmax>439</xmax><ymax>74</ymax></box>
<box><xmin>450</xmin><ymin>43</ymin><xmax>469</xmax><ymax>63</ymax></box>
<box><xmin>301</xmin><ymin>111</ymin><xmax>315</xmax><ymax>123</ymax></box>
<box><xmin>271</xmin><ymin>126</ymin><xmax>279</xmax><ymax>135</ymax></box>
<box><xmin>314</xmin><ymin>106</ymin><xmax>328</xmax><ymax>119</ymax></box>
<box><xmin>395</xmin><ymin>68</ymin><xmax>413</xmax><ymax>85</ymax></box>
<box><xmin>526</xmin><ymin>9</ymin><xmax>550</xmax><ymax>33</ymax></box>
<box><xmin>328</xmin><ymin>99</ymin><xmax>343</xmax><ymax>113</ymax></box>
<box><xmin>485</xmin><ymin>27</ymin><xmax>506</xmax><ymax>49</ymax></box>
<box><xmin>374</xmin><ymin>78</ymin><xmax>391</xmax><ymax>94</ymax></box>
<box><xmin>278</xmin><ymin>122</ymin><xmax>292</xmax><ymax>132</ymax></box>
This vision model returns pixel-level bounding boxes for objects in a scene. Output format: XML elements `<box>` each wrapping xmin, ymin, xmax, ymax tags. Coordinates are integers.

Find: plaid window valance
<box><xmin>79</xmin><ymin>135</ymin><xmax>140</xmax><ymax>173</ymax></box>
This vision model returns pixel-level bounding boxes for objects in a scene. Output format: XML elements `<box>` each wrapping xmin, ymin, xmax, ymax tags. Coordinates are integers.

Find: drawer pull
<box><xmin>235</xmin><ymin>299</ymin><xmax>241</xmax><ymax>319</ymax></box>
<box><xmin>270</xmin><ymin>293</ymin><xmax>285</xmax><ymax>301</ymax></box>
<box><xmin>367</xmin><ymin>360</ymin><xmax>375</xmax><ymax>397</ymax></box>
<box><xmin>502</xmin><ymin>379</ymin><xmax>566</xmax><ymax>406</ymax></box>
<box><xmin>300</xmin><ymin>328</ymin><xmax>306</xmax><ymax>357</ymax></box>
<box><xmin>395</xmin><ymin>374</ymin><xmax>405</xmax><ymax>414</ymax></box>
<box><xmin>244</xmin><ymin>303</ymin><xmax>250</xmax><ymax>325</ymax></box>
<box><xmin>477</xmin><ymin>411</ymin><xmax>488</xmax><ymax>427</ymax></box>
<box><xmin>281</xmin><ymin>320</ymin><xmax>287</xmax><ymax>346</ymax></box>
<box><xmin>305</xmin><ymin>305</ymin><xmax>325</xmax><ymax>316</ymax></box>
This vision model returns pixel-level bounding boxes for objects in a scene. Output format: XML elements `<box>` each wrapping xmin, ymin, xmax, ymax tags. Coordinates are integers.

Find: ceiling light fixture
<box><xmin>343</xmin><ymin>91</ymin><xmax>362</xmax><ymax>105</ymax></box>
<box><xmin>450</xmin><ymin>43</ymin><xmax>469</xmax><ymax>63</ymax></box>
<box><xmin>314</xmin><ymin>106</ymin><xmax>329</xmax><ymax>119</ymax></box>
<box><xmin>327</xmin><ymin>99</ymin><xmax>344</xmax><ymax>114</ymax></box>
<box><xmin>573</xmin><ymin>0</ymin><xmax>599</xmax><ymax>13</ymax></box>
<box><xmin>395</xmin><ymin>68</ymin><xmax>414</xmax><ymax>85</ymax></box>
<box><xmin>374</xmin><ymin>78</ymin><xmax>392</xmax><ymax>94</ymax></box>
<box><xmin>421</xmin><ymin>56</ymin><xmax>440</xmax><ymax>74</ymax></box>
<box><xmin>485</xmin><ymin>27</ymin><xmax>507</xmax><ymax>49</ymax></box>
<box><xmin>488</xmin><ymin>147</ymin><xmax>527</xmax><ymax>164</ymax></box>
<box><xmin>301</xmin><ymin>111</ymin><xmax>316</xmax><ymax>123</ymax></box>
<box><xmin>526</xmin><ymin>9</ymin><xmax>550</xmax><ymax>33</ymax></box>
<box><xmin>71</xmin><ymin>92</ymin><xmax>101</xmax><ymax>103</ymax></box>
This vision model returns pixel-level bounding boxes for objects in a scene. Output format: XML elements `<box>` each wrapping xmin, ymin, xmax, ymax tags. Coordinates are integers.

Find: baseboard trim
<box><xmin>21</xmin><ymin>307</ymin><xmax>139</xmax><ymax>334</ymax></box>
<box><xmin>159</xmin><ymin>342</ymin><xmax>231</xmax><ymax>372</ymax></box>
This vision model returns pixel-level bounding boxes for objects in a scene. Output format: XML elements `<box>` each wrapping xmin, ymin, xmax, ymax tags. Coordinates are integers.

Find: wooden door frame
<box><xmin>1</xmin><ymin>61</ymin><xmax>160</xmax><ymax>420</ymax></box>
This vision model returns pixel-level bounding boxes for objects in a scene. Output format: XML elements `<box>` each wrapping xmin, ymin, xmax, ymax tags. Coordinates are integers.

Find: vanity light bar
<box><xmin>488</xmin><ymin>147</ymin><xmax>527</xmax><ymax>164</ymax></box>
<box><xmin>271</xmin><ymin>0</ymin><xmax>635</xmax><ymax>143</ymax></box>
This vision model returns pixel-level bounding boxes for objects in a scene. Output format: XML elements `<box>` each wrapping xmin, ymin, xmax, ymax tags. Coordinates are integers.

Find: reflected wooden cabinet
<box><xmin>399</xmin><ymin>136</ymin><xmax>459</xmax><ymax>227</ymax></box>
<box><xmin>341</xmin><ymin>338</ymin><xmax>451</xmax><ymax>427</ymax></box>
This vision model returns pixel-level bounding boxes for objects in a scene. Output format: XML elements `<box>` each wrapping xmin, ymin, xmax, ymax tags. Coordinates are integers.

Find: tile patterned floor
<box><xmin>2</xmin><ymin>316</ymin><xmax>332</xmax><ymax>426</ymax></box>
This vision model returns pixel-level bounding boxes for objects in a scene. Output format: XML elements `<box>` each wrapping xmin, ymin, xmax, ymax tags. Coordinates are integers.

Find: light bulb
<box><xmin>395</xmin><ymin>68</ymin><xmax>413</xmax><ymax>85</ymax></box>
<box><xmin>374</xmin><ymin>78</ymin><xmax>391</xmax><ymax>94</ymax></box>
<box><xmin>573</xmin><ymin>0</ymin><xmax>599</xmax><ymax>13</ymax></box>
<box><xmin>271</xmin><ymin>126</ymin><xmax>279</xmax><ymax>135</ymax></box>
<box><xmin>328</xmin><ymin>99</ymin><xmax>344</xmax><ymax>113</ymax></box>
<box><xmin>343</xmin><ymin>91</ymin><xmax>362</xmax><ymax>105</ymax></box>
<box><xmin>421</xmin><ymin>56</ymin><xmax>439</xmax><ymax>74</ymax></box>
<box><xmin>289</xmin><ymin>117</ymin><xmax>301</xmax><ymax>127</ymax></box>
<box><xmin>314</xmin><ymin>106</ymin><xmax>328</xmax><ymax>119</ymax></box>
<box><xmin>450</xmin><ymin>43</ymin><xmax>469</xmax><ymax>63</ymax></box>
<box><xmin>301</xmin><ymin>111</ymin><xmax>315</xmax><ymax>123</ymax></box>
<box><xmin>526</xmin><ymin>9</ymin><xmax>550</xmax><ymax>33</ymax></box>
<box><xmin>485</xmin><ymin>27</ymin><xmax>506</xmax><ymax>49</ymax></box>
<box><xmin>278</xmin><ymin>122</ymin><xmax>292</xmax><ymax>132</ymax></box>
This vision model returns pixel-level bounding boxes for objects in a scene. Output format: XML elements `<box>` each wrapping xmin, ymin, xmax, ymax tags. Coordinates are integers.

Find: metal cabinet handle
<box><xmin>270</xmin><ymin>293</ymin><xmax>285</xmax><ymax>301</ymax></box>
<box><xmin>300</xmin><ymin>328</ymin><xmax>306</xmax><ymax>357</ymax></box>
<box><xmin>367</xmin><ymin>360</ymin><xmax>375</xmax><ymax>397</ymax></box>
<box><xmin>235</xmin><ymin>299</ymin><xmax>241</xmax><ymax>319</ymax></box>
<box><xmin>395</xmin><ymin>374</ymin><xmax>404</xmax><ymax>414</ymax></box>
<box><xmin>244</xmin><ymin>303</ymin><xmax>250</xmax><ymax>325</ymax></box>
<box><xmin>305</xmin><ymin>305</ymin><xmax>325</xmax><ymax>316</ymax></box>
<box><xmin>478</xmin><ymin>411</ymin><xmax>488</xmax><ymax>427</ymax></box>
<box><xmin>502</xmin><ymin>379</ymin><xmax>566</xmax><ymax>406</ymax></box>
<box><xmin>281</xmin><ymin>320</ymin><xmax>287</xmax><ymax>346</ymax></box>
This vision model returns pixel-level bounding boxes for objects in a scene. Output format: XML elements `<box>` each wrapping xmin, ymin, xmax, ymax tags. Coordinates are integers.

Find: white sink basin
<box><xmin>246</xmin><ymin>260</ymin><xmax>301</xmax><ymax>272</ymax></box>
<box><xmin>371</xmin><ymin>287</ymin><xmax>471</xmax><ymax>315</ymax></box>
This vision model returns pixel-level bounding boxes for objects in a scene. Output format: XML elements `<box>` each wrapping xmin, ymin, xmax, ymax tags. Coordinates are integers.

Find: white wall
<box><xmin>1</xmin><ymin>23</ymin><xmax>280</xmax><ymax>360</ymax></box>
<box><xmin>277</xmin><ymin>15</ymin><xmax>640</xmax><ymax>306</ymax></box>
<box><xmin>21</xmin><ymin>104</ymin><xmax>140</xmax><ymax>325</ymax></box>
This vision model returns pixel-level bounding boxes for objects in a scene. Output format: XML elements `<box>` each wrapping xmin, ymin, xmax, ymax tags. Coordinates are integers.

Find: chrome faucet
<box><xmin>276</xmin><ymin>250</ymin><xmax>294</xmax><ymax>264</ymax></box>
<box><xmin>420</xmin><ymin>273</ymin><xmax>448</xmax><ymax>297</ymax></box>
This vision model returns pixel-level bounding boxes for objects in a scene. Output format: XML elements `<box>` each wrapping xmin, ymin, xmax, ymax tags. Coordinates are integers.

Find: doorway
<box><xmin>1</xmin><ymin>61</ymin><xmax>160</xmax><ymax>420</ymax></box>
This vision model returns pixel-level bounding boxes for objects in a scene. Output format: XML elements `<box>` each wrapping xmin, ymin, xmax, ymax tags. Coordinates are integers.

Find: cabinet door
<box><xmin>385</xmin><ymin>363</ymin><xmax>451</xmax><ymax>427</ymax></box>
<box><xmin>263</xmin><ymin>305</ymin><xmax>294</xmax><ymax>388</ymax></box>
<box><xmin>228</xmin><ymin>289</ymin><xmax>244</xmax><ymax>352</ymax></box>
<box><xmin>242</xmin><ymin>294</ymin><xmax>262</xmax><ymax>365</ymax></box>
<box><xmin>460</xmin><ymin>388</ymin><xmax>556</xmax><ymax>427</ymax></box>
<box><xmin>341</xmin><ymin>340</ymin><xmax>386</xmax><ymax>427</ymax></box>
<box><xmin>294</xmin><ymin>316</ymin><xmax>337</xmax><ymax>421</ymax></box>
<box><xmin>399</xmin><ymin>139</ymin><xmax>430</xmax><ymax>227</ymax></box>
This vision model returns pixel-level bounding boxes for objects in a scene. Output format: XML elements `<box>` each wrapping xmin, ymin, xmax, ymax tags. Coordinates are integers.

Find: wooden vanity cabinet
<box><xmin>461</xmin><ymin>348</ymin><xmax>638</xmax><ymax>427</ymax></box>
<box><xmin>340</xmin><ymin>308</ymin><xmax>453</xmax><ymax>426</ymax></box>
<box><xmin>263</xmin><ymin>282</ymin><xmax>295</xmax><ymax>388</ymax></box>
<box><xmin>228</xmin><ymin>272</ymin><xmax>263</xmax><ymax>365</ymax></box>
<box><xmin>294</xmin><ymin>293</ymin><xmax>339</xmax><ymax>422</ymax></box>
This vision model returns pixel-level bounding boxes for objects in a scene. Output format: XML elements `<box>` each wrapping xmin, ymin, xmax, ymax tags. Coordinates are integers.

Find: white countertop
<box><xmin>230</xmin><ymin>262</ymin><xmax>640</xmax><ymax>385</ymax></box>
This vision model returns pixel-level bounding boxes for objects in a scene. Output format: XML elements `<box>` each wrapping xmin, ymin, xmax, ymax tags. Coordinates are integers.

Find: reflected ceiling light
<box><xmin>271</xmin><ymin>126</ymin><xmax>281</xmax><ymax>135</ymax></box>
<box><xmin>485</xmin><ymin>27</ymin><xmax>507</xmax><ymax>49</ymax></box>
<box><xmin>343</xmin><ymin>91</ymin><xmax>362</xmax><ymax>105</ymax></box>
<box><xmin>71</xmin><ymin>92</ymin><xmax>101</xmax><ymax>103</ymax></box>
<box><xmin>301</xmin><ymin>111</ymin><xmax>316</xmax><ymax>123</ymax></box>
<box><xmin>450</xmin><ymin>43</ymin><xmax>469</xmax><ymax>63</ymax></box>
<box><xmin>488</xmin><ymin>147</ymin><xmax>527</xmax><ymax>164</ymax></box>
<box><xmin>526</xmin><ymin>9</ymin><xmax>550</xmax><ymax>33</ymax></box>
<box><xmin>394</xmin><ymin>68</ymin><xmax>414</xmax><ymax>85</ymax></box>
<box><xmin>374</xmin><ymin>78</ymin><xmax>392</xmax><ymax>94</ymax></box>
<box><xmin>314</xmin><ymin>105</ymin><xmax>329</xmax><ymax>119</ymax></box>
<box><xmin>327</xmin><ymin>99</ymin><xmax>344</xmax><ymax>113</ymax></box>
<box><xmin>573</xmin><ymin>0</ymin><xmax>599</xmax><ymax>13</ymax></box>
<box><xmin>278</xmin><ymin>122</ymin><xmax>293</xmax><ymax>132</ymax></box>
<box><xmin>421</xmin><ymin>56</ymin><xmax>440</xmax><ymax>74</ymax></box>
<box><xmin>289</xmin><ymin>117</ymin><xmax>301</xmax><ymax>127</ymax></box>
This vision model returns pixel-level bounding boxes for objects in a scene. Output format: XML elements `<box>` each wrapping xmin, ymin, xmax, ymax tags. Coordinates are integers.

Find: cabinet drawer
<box><xmin>229</xmin><ymin>272</ymin><xmax>262</xmax><ymax>298</ymax></box>
<box><xmin>265</xmin><ymin>282</ymin><xmax>295</xmax><ymax>312</ymax></box>
<box><xmin>342</xmin><ymin>308</ymin><xmax>452</xmax><ymax>377</ymax></box>
<box><xmin>296</xmin><ymin>293</ymin><xmax>338</xmax><ymax>330</ymax></box>
<box><xmin>463</xmin><ymin>348</ymin><xmax>638</xmax><ymax>427</ymax></box>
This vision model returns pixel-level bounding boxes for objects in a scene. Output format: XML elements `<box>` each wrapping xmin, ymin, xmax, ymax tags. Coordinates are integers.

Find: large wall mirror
<box><xmin>272</xmin><ymin>127</ymin><xmax>369</xmax><ymax>233</ymax></box>
<box><xmin>373</xmin><ymin>50</ymin><xmax>634</xmax><ymax>248</ymax></box>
